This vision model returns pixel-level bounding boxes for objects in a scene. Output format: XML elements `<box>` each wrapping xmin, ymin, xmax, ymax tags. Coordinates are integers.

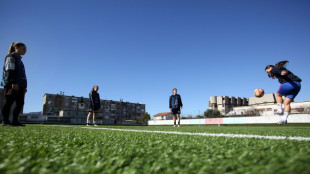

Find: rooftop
<box><xmin>154</xmin><ymin>112</ymin><xmax>172</xmax><ymax>117</ymax></box>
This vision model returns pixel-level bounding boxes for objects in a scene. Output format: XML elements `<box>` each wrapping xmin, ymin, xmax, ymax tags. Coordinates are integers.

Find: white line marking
<box><xmin>78</xmin><ymin>127</ymin><xmax>310</xmax><ymax>142</ymax></box>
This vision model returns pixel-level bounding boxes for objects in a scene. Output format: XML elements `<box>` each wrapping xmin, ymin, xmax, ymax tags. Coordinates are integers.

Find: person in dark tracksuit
<box><xmin>169</xmin><ymin>88</ymin><xmax>183</xmax><ymax>127</ymax></box>
<box><xmin>265</xmin><ymin>60</ymin><xmax>302</xmax><ymax>124</ymax></box>
<box><xmin>86</xmin><ymin>85</ymin><xmax>101</xmax><ymax>126</ymax></box>
<box><xmin>1</xmin><ymin>42</ymin><xmax>27</xmax><ymax>126</ymax></box>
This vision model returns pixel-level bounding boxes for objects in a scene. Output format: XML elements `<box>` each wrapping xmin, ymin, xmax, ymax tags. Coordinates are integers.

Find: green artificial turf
<box><xmin>0</xmin><ymin>124</ymin><xmax>309</xmax><ymax>174</ymax></box>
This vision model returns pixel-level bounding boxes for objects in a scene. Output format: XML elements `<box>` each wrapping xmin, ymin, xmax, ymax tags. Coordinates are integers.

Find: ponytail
<box><xmin>275</xmin><ymin>60</ymin><xmax>289</xmax><ymax>68</ymax></box>
<box><xmin>265</xmin><ymin>60</ymin><xmax>289</xmax><ymax>79</ymax></box>
<box><xmin>8</xmin><ymin>43</ymin><xmax>15</xmax><ymax>54</ymax></box>
<box><xmin>7</xmin><ymin>42</ymin><xmax>26</xmax><ymax>54</ymax></box>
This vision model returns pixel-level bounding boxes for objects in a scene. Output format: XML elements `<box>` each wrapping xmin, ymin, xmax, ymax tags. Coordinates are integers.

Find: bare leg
<box><xmin>278</xmin><ymin>97</ymin><xmax>292</xmax><ymax>124</ymax></box>
<box><xmin>177</xmin><ymin>114</ymin><xmax>180</xmax><ymax>127</ymax></box>
<box><xmin>93</xmin><ymin>113</ymin><xmax>97</xmax><ymax>126</ymax></box>
<box><xmin>276</xmin><ymin>93</ymin><xmax>283</xmax><ymax>103</ymax></box>
<box><xmin>283</xmin><ymin>97</ymin><xmax>292</xmax><ymax>113</ymax></box>
<box><xmin>86</xmin><ymin>112</ymin><xmax>92</xmax><ymax>126</ymax></box>
<box><xmin>173</xmin><ymin>115</ymin><xmax>176</xmax><ymax>126</ymax></box>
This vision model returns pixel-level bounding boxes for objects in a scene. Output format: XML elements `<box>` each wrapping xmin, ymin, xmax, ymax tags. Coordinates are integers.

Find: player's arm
<box><xmin>89</xmin><ymin>93</ymin><xmax>94</xmax><ymax>108</ymax></box>
<box><xmin>5</xmin><ymin>56</ymin><xmax>18</xmax><ymax>90</ymax></box>
<box><xmin>169</xmin><ymin>96</ymin><xmax>172</xmax><ymax>111</ymax></box>
<box><xmin>98</xmin><ymin>93</ymin><xmax>101</xmax><ymax>109</ymax></box>
<box><xmin>179</xmin><ymin>95</ymin><xmax>183</xmax><ymax>109</ymax></box>
<box><xmin>281</xmin><ymin>70</ymin><xmax>287</xmax><ymax>76</ymax></box>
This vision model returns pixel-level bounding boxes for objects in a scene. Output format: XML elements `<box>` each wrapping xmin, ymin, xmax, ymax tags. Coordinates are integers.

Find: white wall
<box><xmin>148</xmin><ymin>114</ymin><xmax>310</xmax><ymax>125</ymax></box>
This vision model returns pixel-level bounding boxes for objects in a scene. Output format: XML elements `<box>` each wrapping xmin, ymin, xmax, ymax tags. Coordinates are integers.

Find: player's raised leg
<box><xmin>280</xmin><ymin>97</ymin><xmax>292</xmax><ymax>124</ymax></box>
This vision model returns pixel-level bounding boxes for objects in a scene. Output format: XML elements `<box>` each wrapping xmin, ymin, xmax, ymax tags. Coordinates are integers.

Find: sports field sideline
<box><xmin>81</xmin><ymin>126</ymin><xmax>310</xmax><ymax>141</ymax></box>
<box><xmin>1</xmin><ymin>124</ymin><xmax>310</xmax><ymax>173</ymax></box>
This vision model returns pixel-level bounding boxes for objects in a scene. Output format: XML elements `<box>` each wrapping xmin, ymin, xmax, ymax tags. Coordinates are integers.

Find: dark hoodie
<box><xmin>1</xmin><ymin>52</ymin><xmax>27</xmax><ymax>89</ymax></box>
<box><xmin>271</xmin><ymin>67</ymin><xmax>302</xmax><ymax>84</ymax></box>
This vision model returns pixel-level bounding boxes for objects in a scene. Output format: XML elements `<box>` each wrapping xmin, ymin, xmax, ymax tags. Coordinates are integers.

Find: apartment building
<box><xmin>43</xmin><ymin>93</ymin><xmax>146</xmax><ymax>124</ymax></box>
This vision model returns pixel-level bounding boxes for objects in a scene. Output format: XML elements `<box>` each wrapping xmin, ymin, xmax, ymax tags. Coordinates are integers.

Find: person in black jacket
<box><xmin>86</xmin><ymin>85</ymin><xmax>101</xmax><ymax>126</ymax></box>
<box><xmin>265</xmin><ymin>60</ymin><xmax>302</xmax><ymax>124</ymax></box>
<box><xmin>1</xmin><ymin>42</ymin><xmax>27</xmax><ymax>126</ymax></box>
<box><xmin>169</xmin><ymin>88</ymin><xmax>183</xmax><ymax>127</ymax></box>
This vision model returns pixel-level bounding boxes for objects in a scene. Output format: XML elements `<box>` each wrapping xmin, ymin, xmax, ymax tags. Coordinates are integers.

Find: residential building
<box><xmin>153</xmin><ymin>112</ymin><xmax>173</xmax><ymax>120</ymax></box>
<box><xmin>43</xmin><ymin>93</ymin><xmax>146</xmax><ymax>124</ymax></box>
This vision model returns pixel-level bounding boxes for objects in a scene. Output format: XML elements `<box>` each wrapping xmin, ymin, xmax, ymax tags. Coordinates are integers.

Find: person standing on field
<box><xmin>1</xmin><ymin>42</ymin><xmax>27</xmax><ymax>126</ymax></box>
<box><xmin>169</xmin><ymin>88</ymin><xmax>183</xmax><ymax>127</ymax></box>
<box><xmin>86</xmin><ymin>85</ymin><xmax>101</xmax><ymax>126</ymax></box>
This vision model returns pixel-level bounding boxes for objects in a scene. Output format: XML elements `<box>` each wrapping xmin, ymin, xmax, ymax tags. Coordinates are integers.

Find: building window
<box><xmin>111</xmin><ymin>104</ymin><xmax>116</xmax><ymax>110</ymax></box>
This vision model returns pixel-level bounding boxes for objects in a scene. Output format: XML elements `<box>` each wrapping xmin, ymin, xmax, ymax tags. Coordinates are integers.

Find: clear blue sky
<box><xmin>1</xmin><ymin>0</ymin><xmax>309</xmax><ymax>117</ymax></box>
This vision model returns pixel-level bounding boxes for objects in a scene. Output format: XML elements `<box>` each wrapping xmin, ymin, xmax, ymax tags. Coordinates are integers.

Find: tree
<box><xmin>143</xmin><ymin>112</ymin><xmax>151</xmax><ymax>124</ymax></box>
<box><xmin>204</xmin><ymin>109</ymin><xmax>221</xmax><ymax>118</ymax></box>
<box><xmin>196</xmin><ymin>115</ymin><xmax>204</xmax><ymax>119</ymax></box>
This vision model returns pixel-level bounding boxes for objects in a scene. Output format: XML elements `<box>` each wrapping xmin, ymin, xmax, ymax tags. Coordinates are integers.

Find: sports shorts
<box><xmin>88</xmin><ymin>108</ymin><xmax>99</xmax><ymax>113</ymax></box>
<box><xmin>171</xmin><ymin>108</ymin><xmax>181</xmax><ymax>115</ymax></box>
<box><xmin>278</xmin><ymin>81</ymin><xmax>301</xmax><ymax>99</ymax></box>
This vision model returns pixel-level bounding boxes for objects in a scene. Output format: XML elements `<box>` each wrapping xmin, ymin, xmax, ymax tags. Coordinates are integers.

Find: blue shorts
<box><xmin>278</xmin><ymin>81</ymin><xmax>301</xmax><ymax>99</ymax></box>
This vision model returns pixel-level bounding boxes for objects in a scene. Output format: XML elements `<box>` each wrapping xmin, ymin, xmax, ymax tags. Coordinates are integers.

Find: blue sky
<box><xmin>1</xmin><ymin>0</ymin><xmax>309</xmax><ymax>117</ymax></box>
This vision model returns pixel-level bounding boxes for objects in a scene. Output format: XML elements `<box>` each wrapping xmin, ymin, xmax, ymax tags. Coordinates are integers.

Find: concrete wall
<box><xmin>248</xmin><ymin>93</ymin><xmax>276</xmax><ymax>105</ymax></box>
<box><xmin>148</xmin><ymin>114</ymin><xmax>310</xmax><ymax>125</ymax></box>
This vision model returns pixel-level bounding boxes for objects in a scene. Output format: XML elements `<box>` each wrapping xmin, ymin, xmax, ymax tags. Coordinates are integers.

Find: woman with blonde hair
<box><xmin>86</xmin><ymin>85</ymin><xmax>101</xmax><ymax>126</ymax></box>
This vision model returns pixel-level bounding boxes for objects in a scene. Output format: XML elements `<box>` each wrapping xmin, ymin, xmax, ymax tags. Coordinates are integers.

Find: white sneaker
<box><xmin>277</xmin><ymin>120</ymin><xmax>287</xmax><ymax>124</ymax></box>
<box><xmin>178</xmin><ymin>125</ymin><xmax>180</xmax><ymax>127</ymax></box>
<box><xmin>276</xmin><ymin>109</ymin><xmax>283</xmax><ymax>115</ymax></box>
<box><xmin>173</xmin><ymin>125</ymin><xmax>176</xmax><ymax>127</ymax></box>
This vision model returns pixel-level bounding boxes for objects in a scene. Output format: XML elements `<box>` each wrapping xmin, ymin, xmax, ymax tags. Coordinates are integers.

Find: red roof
<box><xmin>154</xmin><ymin>112</ymin><xmax>171</xmax><ymax>117</ymax></box>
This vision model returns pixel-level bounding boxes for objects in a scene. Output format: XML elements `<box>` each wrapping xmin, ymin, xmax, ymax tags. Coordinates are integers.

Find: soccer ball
<box><xmin>254</xmin><ymin>88</ymin><xmax>264</xmax><ymax>97</ymax></box>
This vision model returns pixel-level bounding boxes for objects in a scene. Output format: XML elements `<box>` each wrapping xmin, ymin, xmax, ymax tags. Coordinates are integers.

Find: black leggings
<box><xmin>1</xmin><ymin>88</ymin><xmax>25</xmax><ymax>123</ymax></box>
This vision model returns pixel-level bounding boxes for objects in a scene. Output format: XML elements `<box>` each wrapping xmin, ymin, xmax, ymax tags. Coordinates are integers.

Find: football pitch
<box><xmin>1</xmin><ymin>124</ymin><xmax>310</xmax><ymax>174</ymax></box>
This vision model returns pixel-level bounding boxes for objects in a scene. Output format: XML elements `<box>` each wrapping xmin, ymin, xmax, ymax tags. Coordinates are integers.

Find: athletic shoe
<box><xmin>173</xmin><ymin>125</ymin><xmax>176</xmax><ymax>127</ymax></box>
<box><xmin>94</xmin><ymin>124</ymin><xmax>97</xmax><ymax>126</ymax></box>
<box><xmin>11</xmin><ymin>122</ymin><xmax>25</xmax><ymax>126</ymax></box>
<box><xmin>277</xmin><ymin>120</ymin><xmax>287</xmax><ymax>124</ymax></box>
<box><xmin>178</xmin><ymin>125</ymin><xmax>180</xmax><ymax>127</ymax></box>
<box><xmin>275</xmin><ymin>110</ymin><xmax>283</xmax><ymax>115</ymax></box>
<box><xmin>86</xmin><ymin>124</ymin><xmax>89</xmax><ymax>126</ymax></box>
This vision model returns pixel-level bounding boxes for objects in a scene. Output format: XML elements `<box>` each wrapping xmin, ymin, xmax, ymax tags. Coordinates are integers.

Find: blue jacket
<box><xmin>1</xmin><ymin>53</ymin><xmax>27</xmax><ymax>88</ymax></box>
<box><xmin>169</xmin><ymin>94</ymin><xmax>183</xmax><ymax>109</ymax></box>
